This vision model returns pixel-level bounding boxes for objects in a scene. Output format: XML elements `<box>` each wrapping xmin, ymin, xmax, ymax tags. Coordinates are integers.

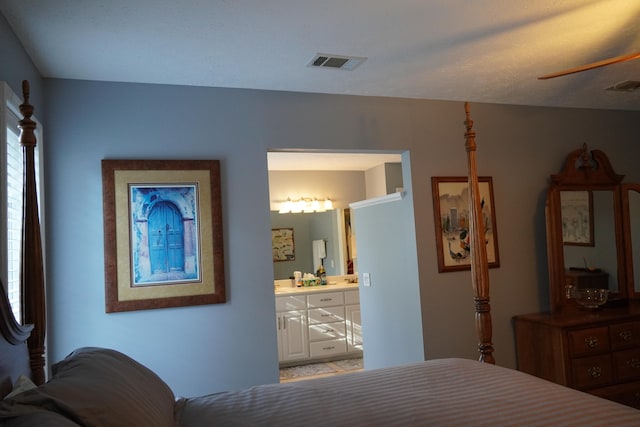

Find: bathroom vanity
<box><xmin>274</xmin><ymin>280</ymin><xmax>362</xmax><ymax>366</ymax></box>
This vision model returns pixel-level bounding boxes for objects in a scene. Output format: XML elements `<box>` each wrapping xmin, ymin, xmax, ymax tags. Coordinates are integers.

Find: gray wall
<box><xmin>4</xmin><ymin>14</ymin><xmax>640</xmax><ymax>397</ymax></box>
<box><xmin>0</xmin><ymin>13</ymin><xmax>43</xmax><ymax>123</ymax></box>
<box><xmin>355</xmin><ymin>156</ymin><xmax>425</xmax><ymax>368</ymax></box>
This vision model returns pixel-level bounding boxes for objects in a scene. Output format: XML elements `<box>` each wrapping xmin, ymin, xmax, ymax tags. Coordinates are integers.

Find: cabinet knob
<box><xmin>620</xmin><ymin>330</ymin><xmax>633</xmax><ymax>341</ymax></box>
<box><xmin>587</xmin><ymin>366</ymin><xmax>602</xmax><ymax>379</ymax></box>
<box><xmin>627</xmin><ymin>358</ymin><xmax>640</xmax><ymax>369</ymax></box>
<box><xmin>584</xmin><ymin>336</ymin><xmax>599</xmax><ymax>348</ymax></box>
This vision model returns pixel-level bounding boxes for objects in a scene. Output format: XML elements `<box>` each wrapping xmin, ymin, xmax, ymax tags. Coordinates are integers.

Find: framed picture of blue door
<box><xmin>102</xmin><ymin>159</ymin><xmax>225</xmax><ymax>312</ymax></box>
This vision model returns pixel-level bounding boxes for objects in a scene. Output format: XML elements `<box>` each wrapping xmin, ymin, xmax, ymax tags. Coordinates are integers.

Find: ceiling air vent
<box><xmin>606</xmin><ymin>81</ymin><xmax>640</xmax><ymax>92</ymax></box>
<box><xmin>308</xmin><ymin>53</ymin><xmax>367</xmax><ymax>71</ymax></box>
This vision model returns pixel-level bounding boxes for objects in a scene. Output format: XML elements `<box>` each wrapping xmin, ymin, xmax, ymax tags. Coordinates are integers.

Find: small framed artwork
<box><xmin>102</xmin><ymin>159</ymin><xmax>225</xmax><ymax>312</ymax></box>
<box><xmin>272</xmin><ymin>228</ymin><xmax>295</xmax><ymax>262</ymax></box>
<box><xmin>560</xmin><ymin>190</ymin><xmax>594</xmax><ymax>246</ymax></box>
<box><xmin>431</xmin><ymin>176</ymin><xmax>500</xmax><ymax>273</ymax></box>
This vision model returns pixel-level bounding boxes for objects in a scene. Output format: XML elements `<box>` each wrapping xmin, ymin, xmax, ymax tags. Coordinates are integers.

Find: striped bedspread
<box><xmin>176</xmin><ymin>358</ymin><xmax>640</xmax><ymax>426</ymax></box>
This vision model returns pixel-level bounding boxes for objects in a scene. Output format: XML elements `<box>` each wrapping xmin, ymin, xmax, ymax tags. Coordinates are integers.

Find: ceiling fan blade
<box><xmin>538</xmin><ymin>51</ymin><xmax>640</xmax><ymax>80</ymax></box>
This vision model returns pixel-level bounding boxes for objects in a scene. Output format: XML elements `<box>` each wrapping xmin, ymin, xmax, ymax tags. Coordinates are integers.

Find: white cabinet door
<box><xmin>277</xmin><ymin>310</ymin><xmax>309</xmax><ymax>362</ymax></box>
<box><xmin>345</xmin><ymin>304</ymin><xmax>363</xmax><ymax>352</ymax></box>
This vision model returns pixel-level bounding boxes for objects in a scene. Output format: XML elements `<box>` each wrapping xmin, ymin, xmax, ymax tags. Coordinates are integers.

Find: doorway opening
<box><xmin>267</xmin><ymin>150</ymin><xmax>403</xmax><ymax>381</ymax></box>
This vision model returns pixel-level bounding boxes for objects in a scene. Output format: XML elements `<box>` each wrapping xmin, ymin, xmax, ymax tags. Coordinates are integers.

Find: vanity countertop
<box><xmin>274</xmin><ymin>281</ymin><xmax>359</xmax><ymax>296</ymax></box>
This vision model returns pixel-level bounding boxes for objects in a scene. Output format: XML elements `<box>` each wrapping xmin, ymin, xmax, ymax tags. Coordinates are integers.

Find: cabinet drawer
<box><xmin>308</xmin><ymin>292</ymin><xmax>344</xmax><ymax>308</ymax></box>
<box><xmin>309</xmin><ymin>321</ymin><xmax>346</xmax><ymax>341</ymax></box>
<box><xmin>308</xmin><ymin>306</ymin><xmax>345</xmax><ymax>324</ymax></box>
<box><xmin>309</xmin><ymin>338</ymin><xmax>347</xmax><ymax>358</ymax></box>
<box><xmin>568</xmin><ymin>327</ymin><xmax>610</xmax><ymax>356</ymax></box>
<box><xmin>344</xmin><ymin>290</ymin><xmax>360</xmax><ymax>305</ymax></box>
<box><xmin>613</xmin><ymin>349</ymin><xmax>640</xmax><ymax>382</ymax></box>
<box><xmin>275</xmin><ymin>295</ymin><xmax>306</xmax><ymax>312</ymax></box>
<box><xmin>571</xmin><ymin>354</ymin><xmax>613</xmax><ymax>389</ymax></box>
<box><xmin>610</xmin><ymin>322</ymin><xmax>640</xmax><ymax>350</ymax></box>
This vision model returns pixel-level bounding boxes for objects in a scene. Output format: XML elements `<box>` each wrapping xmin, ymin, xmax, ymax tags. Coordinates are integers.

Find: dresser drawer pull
<box><xmin>320</xmin><ymin>298</ymin><xmax>333</xmax><ymax>302</ymax></box>
<box><xmin>584</xmin><ymin>336</ymin><xmax>599</xmax><ymax>348</ymax></box>
<box><xmin>620</xmin><ymin>330</ymin><xmax>633</xmax><ymax>341</ymax></box>
<box><xmin>323</xmin><ymin>328</ymin><xmax>335</xmax><ymax>333</ymax></box>
<box><xmin>322</xmin><ymin>346</ymin><xmax>336</xmax><ymax>351</ymax></box>
<box><xmin>627</xmin><ymin>358</ymin><xmax>640</xmax><ymax>369</ymax></box>
<box><xmin>587</xmin><ymin>366</ymin><xmax>602</xmax><ymax>379</ymax></box>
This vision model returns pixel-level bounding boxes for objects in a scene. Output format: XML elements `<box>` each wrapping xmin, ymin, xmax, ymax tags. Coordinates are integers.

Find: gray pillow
<box><xmin>0</xmin><ymin>347</ymin><xmax>176</xmax><ymax>427</ymax></box>
<box><xmin>1</xmin><ymin>411</ymin><xmax>82</xmax><ymax>426</ymax></box>
<box><xmin>5</xmin><ymin>375</ymin><xmax>37</xmax><ymax>399</ymax></box>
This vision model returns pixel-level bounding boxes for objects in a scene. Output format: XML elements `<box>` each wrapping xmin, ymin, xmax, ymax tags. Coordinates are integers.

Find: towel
<box><xmin>312</xmin><ymin>239</ymin><xmax>326</xmax><ymax>271</ymax></box>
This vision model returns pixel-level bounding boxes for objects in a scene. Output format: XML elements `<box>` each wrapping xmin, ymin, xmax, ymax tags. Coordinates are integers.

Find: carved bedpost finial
<box><xmin>19</xmin><ymin>80</ymin><xmax>37</xmax><ymax>149</ymax></box>
<box><xmin>22</xmin><ymin>80</ymin><xmax>30</xmax><ymax>104</ymax></box>
<box><xmin>464</xmin><ymin>102</ymin><xmax>476</xmax><ymax>153</ymax></box>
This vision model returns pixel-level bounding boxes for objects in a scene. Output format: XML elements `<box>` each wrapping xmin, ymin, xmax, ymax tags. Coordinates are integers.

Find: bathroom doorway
<box><xmin>267</xmin><ymin>150</ymin><xmax>404</xmax><ymax>380</ymax></box>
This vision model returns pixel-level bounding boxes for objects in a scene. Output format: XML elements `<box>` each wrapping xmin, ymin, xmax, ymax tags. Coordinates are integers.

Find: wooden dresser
<box><xmin>514</xmin><ymin>305</ymin><xmax>640</xmax><ymax>409</ymax></box>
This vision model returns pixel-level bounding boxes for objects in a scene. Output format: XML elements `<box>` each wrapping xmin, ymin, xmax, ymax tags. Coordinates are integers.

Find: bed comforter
<box><xmin>3</xmin><ymin>349</ymin><xmax>640</xmax><ymax>426</ymax></box>
<box><xmin>176</xmin><ymin>358</ymin><xmax>640</xmax><ymax>426</ymax></box>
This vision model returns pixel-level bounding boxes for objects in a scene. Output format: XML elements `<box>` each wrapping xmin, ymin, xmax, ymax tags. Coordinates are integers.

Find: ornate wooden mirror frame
<box><xmin>546</xmin><ymin>144</ymin><xmax>628</xmax><ymax>313</ymax></box>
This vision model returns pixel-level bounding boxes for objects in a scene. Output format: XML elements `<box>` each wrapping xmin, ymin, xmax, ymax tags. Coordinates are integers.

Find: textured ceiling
<box><xmin>2</xmin><ymin>0</ymin><xmax>640</xmax><ymax>112</ymax></box>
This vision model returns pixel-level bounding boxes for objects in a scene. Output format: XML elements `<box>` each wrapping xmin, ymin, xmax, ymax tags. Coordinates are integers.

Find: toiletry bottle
<box><xmin>316</xmin><ymin>263</ymin><xmax>327</xmax><ymax>285</ymax></box>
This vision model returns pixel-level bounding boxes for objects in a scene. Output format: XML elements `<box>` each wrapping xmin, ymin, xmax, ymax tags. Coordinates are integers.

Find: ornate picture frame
<box><xmin>431</xmin><ymin>176</ymin><xmax>500</xmax><ymax>273</ymax></box>
<box><xmin>102</xmin><ymin>159</ymin><xmax>225</xmax><ymax>312</ymax></box>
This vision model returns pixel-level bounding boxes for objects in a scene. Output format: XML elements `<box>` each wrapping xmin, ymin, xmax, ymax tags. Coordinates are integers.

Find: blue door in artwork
<box><xmin>149</xmin><ymin>201</ymin><xmax>185</xmax><ymax>274</ymax></box>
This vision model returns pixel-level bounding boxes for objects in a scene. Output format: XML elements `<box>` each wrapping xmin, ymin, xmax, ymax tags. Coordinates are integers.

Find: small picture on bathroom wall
<box><xmin>272</xmin><ymin>228</ymin><xmax>295</xmax><ymax>262</ymax></box>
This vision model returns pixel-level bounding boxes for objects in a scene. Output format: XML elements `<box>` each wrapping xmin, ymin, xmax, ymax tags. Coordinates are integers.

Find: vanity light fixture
<box><xmin>278</xmin><ymin>197</ymin><xmax>334</xmax><ymax>214</ymax></box>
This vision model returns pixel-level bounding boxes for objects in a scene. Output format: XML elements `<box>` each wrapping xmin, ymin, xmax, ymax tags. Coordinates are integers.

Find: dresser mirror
<box><xmin>623</xmin><ymin>184</ymin><xmax>640</xmax><ymax>296</ymax></box>
<box><xmin>561</xmin><ymin>190</ymin><xmax>618</xmax><ymax>289</ymax></box>
<box><xmin>546</xmin><ymin>145</ymin><xmax>628</xmax><ymax>313</ymax></box>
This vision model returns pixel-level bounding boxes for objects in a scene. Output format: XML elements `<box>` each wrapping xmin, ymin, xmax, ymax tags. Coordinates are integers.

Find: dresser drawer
<box><xmin>613</xmin><ymin>349</ymin><xmax>640</xmax><ymax>382</ymax></box>
<box><xmin>568</xmin><ymin>327</ymin><xmax>610</xmax><ymax>356</ymax></box>
<box><xmin>308</xmin><ymin>306</ymin><xmax>345</xmax><ymax>324</ymax></box>
<box><xmin>571</xmin><ymin>354</ymin><xmax>613</xmax><ymax>389</ymax></box>
<box><xmin>309</xmin><ymin>338</ymin><xmax>347</xmax><ymax>358</ymax></box>
<box><xmin>308</xmin><ymin>321</ymin><xmax>346</xmax><ymax>341</ymax></box>
<box><xmin>308</xmin><ymin>292</ymin><xmax>344</xmax><ymax>308</ymax></box>
<box><xmin>610</xmin><ymin>322</ymin><xmax>640</xmax><ymax>350</ymax></box>
<box><xmin>591</xmin><ymin>381</ymin><xmax>640</xmax><ymax>409</ymax></box>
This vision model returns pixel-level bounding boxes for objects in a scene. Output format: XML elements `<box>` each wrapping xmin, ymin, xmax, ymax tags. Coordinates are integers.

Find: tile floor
<box><xmin>279</xmin><ymin>358</ymin><xmax>363</xmax><ymax>383</ymax></box>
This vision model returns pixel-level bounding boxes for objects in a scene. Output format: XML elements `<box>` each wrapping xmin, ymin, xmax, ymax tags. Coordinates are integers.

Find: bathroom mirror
<box><xmin>546</xmin><ymin>146</ymin><xmax>627</xmax><ymax>313</ymax></box>
<box><xmin>271</xmin><ymin>208</ymin><xmax>355</xmax><ymax>280</ymax></box>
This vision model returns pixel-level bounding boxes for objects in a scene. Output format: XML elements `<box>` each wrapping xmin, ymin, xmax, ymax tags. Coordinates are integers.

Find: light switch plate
<box><xmin>363</xmin><ymin>272</ymin><xmax>371</xmax><ymax>287</ymax></box>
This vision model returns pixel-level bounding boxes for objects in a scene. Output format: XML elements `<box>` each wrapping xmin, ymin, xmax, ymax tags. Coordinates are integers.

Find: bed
<box><xmin>2</xmin><ymin>82</ymin><xmax>640</xmax><ymax>426</ymax></box>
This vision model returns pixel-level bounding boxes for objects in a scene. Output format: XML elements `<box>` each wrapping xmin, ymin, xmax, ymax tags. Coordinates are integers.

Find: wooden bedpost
<box><xmin>18</xmin><ymin>80</ymin><xmax>46</xmax><ymax>384</ymax></box>
<box><xmin>464</xmin><ymin>102</ymin><xmax>494</xmax><ymax>364</ymax></box>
